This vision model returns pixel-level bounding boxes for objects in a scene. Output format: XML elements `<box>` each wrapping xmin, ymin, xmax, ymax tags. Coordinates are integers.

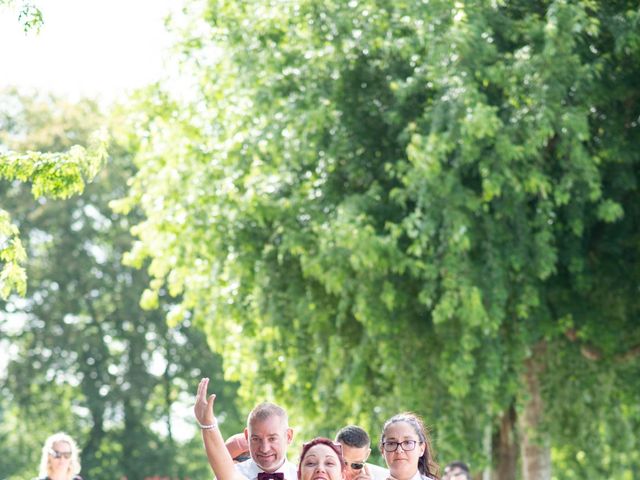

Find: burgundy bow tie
<box><xmin>258</xmin><ymin>472</ymin><xmax>284</xmax><ymax>480</ymax></box>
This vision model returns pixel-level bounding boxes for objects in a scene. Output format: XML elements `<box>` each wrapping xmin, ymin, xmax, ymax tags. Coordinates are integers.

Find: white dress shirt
<box><xmin>409</xmin><ymin>468</ymin><xmax>435</xmax><ymax>480</ymax></box>
<box><xmin>365</xmin><ymin>462</ymin><xmax>390</xmax><ymax>480</ymax></box>
<box><xmin>235</xmin><ymin>458</ymin><xmax>298</xmax><ymax>480</ymax></box>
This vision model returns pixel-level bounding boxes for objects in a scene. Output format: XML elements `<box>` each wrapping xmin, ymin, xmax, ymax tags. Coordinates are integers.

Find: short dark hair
<box><xmin>335</xmin><ymin>425</ymin><xmax>370</xmax><ymax>448</ymax></box>
<box><xmin>444</xmin><ymin>461</ymin><xmax>471</xmax><ymax>479</ymax></box>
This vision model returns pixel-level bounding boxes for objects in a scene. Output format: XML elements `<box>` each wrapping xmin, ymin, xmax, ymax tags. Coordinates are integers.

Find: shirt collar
<box><xmin>247</xmin><ymin>458</ymin><xmax>291</xmax><ymax>475</ymax></box>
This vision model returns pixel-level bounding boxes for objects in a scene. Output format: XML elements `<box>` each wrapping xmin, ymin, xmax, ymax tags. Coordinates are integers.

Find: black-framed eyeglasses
<box><xmin>382</xmin><ymin>440</ymin><xmax>422</xmax><ymax>452</ymax></box>
<box><xmin>49</xmin><ymin>449</ymin><xmax>72</xmax><ymax>459</ymax></box>
<box><xmin>345</xmin><ymin>461</ymin><xmax>365</xmax><ymax>470</ymax></box>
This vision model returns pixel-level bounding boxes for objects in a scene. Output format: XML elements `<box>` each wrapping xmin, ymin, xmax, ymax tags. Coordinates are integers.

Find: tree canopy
<box><xmin>2</xmin><ymin>1</ymin><xmax>638</xmax><ymax>479</ymax></box>
<box><xmin>117</xmin><ymin>1</ymin><xmax>640</xmax><ymax>479</ymax></box>
<box><xmin>0</xmin><ymin>88</ymin><xmax>108</xmax><ymax>299</ymax></box>
<box><xmin>0</xmin><ymin>90</ymin><xmax>243</xmax><ymax>480</ymax></box>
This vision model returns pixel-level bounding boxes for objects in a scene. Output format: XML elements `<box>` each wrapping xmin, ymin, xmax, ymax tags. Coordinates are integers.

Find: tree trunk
<box><xmin>164</xmin><ymin>362</ymin><xmax>175</xmax><ymax>444</ymax></box>
<box><xmin>519</xmin><ymin>342</ymin><xmax>551</xmax><ymax>480</ymax></box>
<box><xmin>493</xmin><ymin>404</ymin><xmax>518</xmax><ymax>480</ymax></box>
<box><xmin>482</xmin><ymin>422</ymin><xmax>492</xmax><ymax>480</ymax></box>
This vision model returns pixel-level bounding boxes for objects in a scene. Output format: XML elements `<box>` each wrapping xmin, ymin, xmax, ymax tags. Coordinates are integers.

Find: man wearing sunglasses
<box><xmin>335</xmin><ymin>425</ymin><xmax>389</xmax><ymax>480</ymax></box>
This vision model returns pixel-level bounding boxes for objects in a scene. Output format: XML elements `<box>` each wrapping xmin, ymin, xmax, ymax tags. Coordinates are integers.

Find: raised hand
<box><xmin>193</xmin><ymin>377</ymin><xmax>241</xmax><ymax>480</ymax></box>
<box><xmin>194</xmin><ymin>377</ymin><xmax>217</xmax><ymax>427</ymax></box>
<box><xmin>355</xmin><ymin>465</ymin><xmax>372</xmax><ymax>480</ymax></box>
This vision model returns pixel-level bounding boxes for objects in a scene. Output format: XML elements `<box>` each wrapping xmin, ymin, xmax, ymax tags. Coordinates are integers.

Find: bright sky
<box><xmin>0</xmin><ymin>0</ymin><xmax>176</xmax><ymax>101</ymax></box>
<box><xmin>0</xmin><ymin>0</ymin><xmax>198</xmax><ymax>441</ymax></box>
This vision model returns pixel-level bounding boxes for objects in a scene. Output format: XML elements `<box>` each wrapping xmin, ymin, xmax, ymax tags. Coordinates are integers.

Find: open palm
<box><xmin>194</xmin><ymin>377</ymin><xmax>216</xmax><ymax>426</ymax></box>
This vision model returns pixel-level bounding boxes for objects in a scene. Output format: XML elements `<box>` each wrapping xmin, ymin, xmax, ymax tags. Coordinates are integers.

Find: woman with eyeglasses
<box><xmin>36</xmin><ymin>432</ymin><xmax>84</xmax><ymax>480</ymax></box>
<box><xmin>194</xmin><ymin>377</ymin><xmax>346</xmax><ymax>480</ymax></box>
<box><xmin>379</xmin><ymin>413</ymin><xmax>439</xmax><ymax>480</ymax></box>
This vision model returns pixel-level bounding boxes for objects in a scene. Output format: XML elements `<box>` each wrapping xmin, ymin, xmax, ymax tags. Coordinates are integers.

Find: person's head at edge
<box><xmin>335</xmin><ymin>425</ymin><xmax>372</xmax><ymax>480</ymax></box>
<box><xmin>39</xmin><ymin>432</ymin><xmax>82</xmax><ymax>480</ymax></box>
<box><xmin>379</xmin><ymin>412</ymin><xmax>439</xmax><ymax>480</ymax></box>
<box><xmin>244</xmin><ymin>401</ymin><xmax>294</xmax><ymax>472</ymax></box>
<box><xmin>297</xmin><ymin>437</ymin><xmax>346</xmax><ymax>480</ymax></box>
<box><xmin>226</xmin><ymin>432</ymin><xmax>251</xmax><ymax>463</ymax></box>
<box><xmin>442</xmin><ymin>461</ymin><xmax>470</xmax><ymax>480</ymax></box>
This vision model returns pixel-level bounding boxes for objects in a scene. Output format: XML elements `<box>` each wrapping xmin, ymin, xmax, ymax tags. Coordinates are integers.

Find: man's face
<box><xmin>246</xmin><ymin>415</ymin><xmax>293</xmax><ymax>472</ymax></box>
<box><xmin>340</xmin><ymin>444</ymin><xmax>371</xmax><ymax>480</ymax></box>
<box><xmin>443</xmin><ymin>467</ymin><xmax>468</xmax><ymax>480</ymax></box>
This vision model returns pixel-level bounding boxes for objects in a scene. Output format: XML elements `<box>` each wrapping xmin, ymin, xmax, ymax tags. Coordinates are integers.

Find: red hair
<box><xmin>297</xmin><ymin>437</ymin><xmax>345</xmax><ymax>480</ymax></box>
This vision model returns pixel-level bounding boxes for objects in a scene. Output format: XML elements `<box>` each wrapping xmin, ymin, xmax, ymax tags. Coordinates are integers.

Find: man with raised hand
<box><xmin>335</xmin><ymin>425</ymin><xmax>389</xmax><ymax>480</ymax></box>
<box><xmin>195</xmin><ymin>377</ymin><xmax>297</xmax><ymax>480</ymax></box>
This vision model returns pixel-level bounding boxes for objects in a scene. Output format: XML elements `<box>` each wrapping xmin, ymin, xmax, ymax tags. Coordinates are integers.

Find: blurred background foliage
<box><xmin>0</xmin><ymin>90</ymin><xmax>244</xmax><ymax>479</ymax></box>
<box><xmin>1</xmin><ymin>1</ymin><xmax>639</xmax><ymax>479</ymax></box>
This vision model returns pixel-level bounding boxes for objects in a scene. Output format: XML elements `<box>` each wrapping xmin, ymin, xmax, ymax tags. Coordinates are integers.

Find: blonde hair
<box><xmin>38</xmin><ymin>432</ymin><xmax>82</xmax><ymax>480</ymax></box>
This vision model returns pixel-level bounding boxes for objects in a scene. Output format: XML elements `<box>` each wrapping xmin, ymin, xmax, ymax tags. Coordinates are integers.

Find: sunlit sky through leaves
<box><xmin>0</xmin><ymin>0</ymin><xmax>175</xmax><ymax>101</ymax></box>
<box><xmin>0</xmin><ymin>0</ymin><xmax>196</xmax><ymax>441</ymax></box>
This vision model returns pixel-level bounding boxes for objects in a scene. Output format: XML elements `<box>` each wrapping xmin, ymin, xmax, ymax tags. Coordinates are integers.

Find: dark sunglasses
<box><xmin>49</xmin><ymin>449</ymin><xmax>72</xmax><ymax>459</ymax></box>
<box><xmin>345</xmin><ymin>461</ymin><xmax>365</xmax><ymax>470</ymax></box>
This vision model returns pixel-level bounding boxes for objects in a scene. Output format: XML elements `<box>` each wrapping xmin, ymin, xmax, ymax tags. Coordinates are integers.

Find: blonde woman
<box><xmin>37</xmin><ymin>432</ymin><xmax>83</xmax><ymax>480</ymax></box>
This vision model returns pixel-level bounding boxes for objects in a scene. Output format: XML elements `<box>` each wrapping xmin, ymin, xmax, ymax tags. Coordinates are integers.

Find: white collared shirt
<box><xmin>409</xmin><ymin>468</ymin><xmax>435</xmax><ymax>480</ymax></box>
<box><xmin>365</xmin><ymin>462</ymin><xmax>390</xmax><ymax>480</ymax></box>
<box><xmin>234</xmin><ymin>458</ymin><xmax>298</xmax><ymax>480</ymax></box>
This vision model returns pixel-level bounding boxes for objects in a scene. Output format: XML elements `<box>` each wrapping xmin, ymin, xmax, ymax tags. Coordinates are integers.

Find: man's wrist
<box><xmin>197</xmin><ymin>418</ymin><xmax>218</xmax><ymax>430</ymax></box>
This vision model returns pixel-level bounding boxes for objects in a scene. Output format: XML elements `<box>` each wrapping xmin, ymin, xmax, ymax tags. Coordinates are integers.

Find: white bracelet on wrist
<box><xmin>197</xmin><ymin>418</ymin><xmax>218</xmax><ymax>430</ymax></box>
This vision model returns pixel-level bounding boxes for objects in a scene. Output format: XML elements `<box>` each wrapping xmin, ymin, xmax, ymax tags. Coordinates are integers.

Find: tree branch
<box><xmin>564</xmin><ymin>328</ymin><xmax>640</xmax><ymax>363</ymax></box>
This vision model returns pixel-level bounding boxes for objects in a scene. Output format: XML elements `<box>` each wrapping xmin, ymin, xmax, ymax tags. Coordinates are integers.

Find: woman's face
<box><xmin>300</xmin><ymin>444</ymin><xmax>344</xmax><ymax>480</ymax></box>
<box><xmin>49</xmin><ymin>440</ymin><xmax>72</xmax><ymax>475</ymax></box>
<box><xmin>381</xmin><ymin>421</ymin><xmax>425</xmax><ymax>480</ymax></box>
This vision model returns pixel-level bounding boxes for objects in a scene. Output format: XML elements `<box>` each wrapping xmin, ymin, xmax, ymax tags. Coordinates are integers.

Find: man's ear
<box><xmin>286</xmin><ymin>427</ymin><xmax>294</xmax><ymax>444</ymax></box>
<box><xmin>366</xmin><ymin>448</ymin><xmax>371</xmax><ymax>461</ymax></box>
<box><xmin>244</xmin><ymin>427</ymin><xmax>249</xmax><ymax>441</ymax></box>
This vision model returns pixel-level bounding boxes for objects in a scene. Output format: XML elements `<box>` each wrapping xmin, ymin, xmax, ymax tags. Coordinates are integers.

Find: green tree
<box><xmin>0</xmin><ymin>90</ymin><xmax>244</xmax><ymax>480</ymax></box>
<box><xmin>118</xmin><ymin>1</ymin><xmax>640</xmax><ymax>479</ymax></box>
<box><xmin>0</xmin><ymin>87</ymin><xmax>108</xmax><ymax>299</ymax></box>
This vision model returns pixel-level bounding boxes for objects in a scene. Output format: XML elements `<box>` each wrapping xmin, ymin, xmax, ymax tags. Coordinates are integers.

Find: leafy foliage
<box><xmin>0</xmin><ymin>91</ymin><xmax>244</xmax><ymax>480</ymax></box>
<box><xmin>0</xmin><ymin>90</ymin><xmax>108</xmax><ymax>299</ymax></box>
<box><xmin>0</xmin><ymin>0</ymin><xmax>43</xmax><ymax>32</ymax></box>
<box><xmin>118</xmin><ymin>0</ymin><xmax>639</xmax><ymax>478</ymax></box>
